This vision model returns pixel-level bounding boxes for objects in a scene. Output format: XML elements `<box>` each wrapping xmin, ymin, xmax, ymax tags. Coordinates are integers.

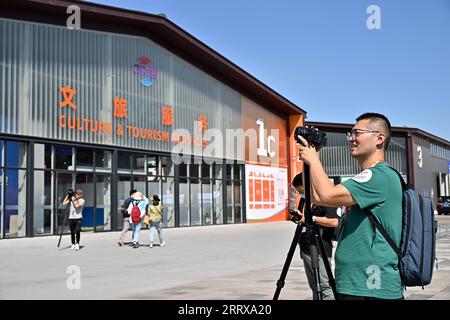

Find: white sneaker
<box><xmin>71</xmin><ymin>244</ymin><xmax>76</xmax><ymax>250</ymax></box>
<box><xmin>160</xmin><ymin>242</ymin><xmax>165</xmax><ymax>247</ymax></box>
<box><xmin>149</xmin><ymin>242</ymin><xmax>153</xmax><ymax>248</ymax></box>
<box><xmin>75</xmin><ymin>244</ymin><xmax>80</xmax><ymax>251</ymax></box>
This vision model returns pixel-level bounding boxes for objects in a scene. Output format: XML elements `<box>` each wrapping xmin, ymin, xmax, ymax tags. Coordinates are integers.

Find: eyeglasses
<box><xmin>346</xmin><ymin>129</ymin><xmax>380</xmax><ymax>141</ymax></box>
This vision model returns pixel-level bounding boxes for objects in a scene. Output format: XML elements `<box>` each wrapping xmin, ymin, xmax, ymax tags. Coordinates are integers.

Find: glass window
<box><xmin>5</xmin><ymin>169</ymin><xmax>27</xmax><ymax>238</ymax></box>
<box><xmin>133</xmin><ymin>154</ymin><xmax>145</xmax><ymax>174</ymax></box>
<box><xmin>147</xmin><ymin>156</ymin><xmax>159</xmax><ymax>177</ymax></box>
<box><xmin>201</xmin><ymin>164</ymin><xmax>211</xmax><ymax>179</ymax></box>
<box><xmin>190</xmin><ymin>178</ymin><xmax>201</xmax><ymax>226</ymax></box>
<box><xmin>147</xmin><ymin>174</ymin><xmax>160</xmax><ymax>183</ymax></box>
<box><xmin>56</xmin><ymin>173</ymin><xmax>73</xmax><ymax>234</ymax></box>
<box><xmin>95</xmin><ymin>150</ymin><xmax>112</xmax><ymax>171</ymax></box>
<box><xmin>117</xmin><ymin>176</ymin><xmax>132</xmax><ymax>230</ymax></box>
<box><xmin>118</xmin><ymin>152</ymin><xmax>131</xmax><ymax>173</ymax></box>
<box><xmin>190</xmin><ymin>164</ymin><xmax>200</xmax><ymax>179</ymax></box>
<box><xmin>234</xmin><ymin>164</ymin><xmax>241</xmax><ymax>180</ymax></box>
<box><xmin>55</xmin><ymin>146</ymin><xmax>73</xmax><ymax>170</ymax></box>
<box><xmin>6</xmin><ymin>141</ymin><xmax>27</xmax><ymax>168</ymax></box>
<box><xmin>162</xmin><ymin>177</ymin><xmax>175</xmax><ymax>228</ymax></box>
<box><xmin>161</xmin><ymin>156</ymin><xmax>174</xmax><ymax>176</ymax></box>
<box><xmin>0</xmin><ymin>140</ymin><xmax>3</xmax><ymax>167</ymax></box>
<box><xmin>213</xmin><ymin>180</ymin><xmax>223</xmax><ymax>225</ymax></box>
<box><xmin>226</xmin><ymin>164</ymin><xmax>232</xmax><ymax>181</ymax></box>
<box><xmin>95</xmin><ymin>175</ymin><xmax>111</xmax><ymax>232</ymax></box>
<box><xmin>34</xmin><ymin>144</ymin><xmax>52</xmax><ymax>169</ymax></box>
<box><xmin>214</xmin><ymin>164</ymin><xmax>223</xmax><ymax>180</ymax></box>
<box><xmin>227</xmin><ymin>180</ymin><xmax>234</xmax><ymax>224</ymax></box>
<box><xmin>133</xmin><ymin>176</ymin><xmax>146</xmax><ymax>196</ymax></box>
<box><xmin>179</xmin><ymin>163</ymin><xmax>188</xmax><ymax>177</ymax></box>
<box><xmin>234</xmin><ymin>181</ymin><xmax>242</xmax><ymax>223</ymax></box>
<box><xmin>202</xmin><ymin>180</ymin><xmax>213</xmax><ymax>225</ymax></box>
<box><xmin>75</xmin><ymin>174</ymin><xmax>94</xmax><ymax>231</ymax></box>
<box><xmin>179</xmin><ymin>180</ymin><xmax>190</xmax><ymax>227</ymax></box>
<box><xmin>148</xmin><ymin>179</ymin><xmax>161</xmax><ymax>201</ymax></box>
<box><xmin>33</xmin><ymin>170</ymin><xmax>52</xmax><ymax>235</ymax></box>
<box><xmin>76</xmin><ymin>148</ymin><xmax>94</xmax><ymax>170</ymax></box>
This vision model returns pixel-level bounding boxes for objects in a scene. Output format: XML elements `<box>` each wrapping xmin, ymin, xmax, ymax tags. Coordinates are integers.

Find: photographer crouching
<box><xmin>63</xmin><ymin>189</ymin><xmax>85</xmax><ymax>251</ymax></box>
<box><xmin>290</xmin><ymin>173</ymin><xmax>339</xmax><ymax>300</ymax></box>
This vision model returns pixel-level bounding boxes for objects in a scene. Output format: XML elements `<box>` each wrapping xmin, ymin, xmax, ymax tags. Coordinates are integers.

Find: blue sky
<box><xmin>91</xmin><ymin>0</ymin><xmax>450</xmax><ymax>140</ymax></box>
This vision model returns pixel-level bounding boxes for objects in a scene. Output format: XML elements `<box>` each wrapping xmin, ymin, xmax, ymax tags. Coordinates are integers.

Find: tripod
<box><xmin>273</xmin><ymin>164</ymin><xmax>338</xmax><ymax>300</ymax></box>
<box><xmin>57</xmin><ymin>197</ymin><xmax>71</xmax><ymax>248</ymax></box>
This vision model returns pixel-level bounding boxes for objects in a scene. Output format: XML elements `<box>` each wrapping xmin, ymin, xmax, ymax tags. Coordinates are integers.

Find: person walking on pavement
<box><xmin>117</xmin><ymin>189</ymin><xmax>137</xmax><ymax>246</ymax></box>
<box><xmin>147</xmin><ymin>195</ymin><xmax>165</xmax><ymax>248</ymax></box>
<box><xmin>128</xmin><ymin>192</ymin><xmax>149</xmax><ymax>249</ymax></box>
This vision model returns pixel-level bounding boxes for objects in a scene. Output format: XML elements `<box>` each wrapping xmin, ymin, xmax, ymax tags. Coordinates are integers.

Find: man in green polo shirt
<box><xmin>297</xmin><ymin>113</ymin><xmax>403</xmax><ymax>300</ymax></box>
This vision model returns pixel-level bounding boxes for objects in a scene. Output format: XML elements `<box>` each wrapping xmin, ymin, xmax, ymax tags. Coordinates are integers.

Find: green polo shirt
<box><xmin>336</xmin><ymin>162</ymin><xmax>403</xmax><ymax>299</ymax></box>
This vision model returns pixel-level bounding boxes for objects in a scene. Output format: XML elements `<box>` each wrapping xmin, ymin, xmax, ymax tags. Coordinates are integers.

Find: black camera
<box><xmin>288</xmin><ymin>209</ymin><xmax>302</xmax><ymax>224</ymax></box>
<box><xmin>67</xmin><ymin>189</ymin><xmax>76</xmax><ymax>198</ymax></box>
<box><xmin>294</xmin><ymin>126</ymin><xmax>327</xmax><ymax>148</ymax></box>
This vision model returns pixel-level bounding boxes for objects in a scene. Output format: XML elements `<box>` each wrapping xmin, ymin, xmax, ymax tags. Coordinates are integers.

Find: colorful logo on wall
<box><xmin>133</xmin><ymin>56</ymin><xmax>159</xmax><ymax>87</ymax></box>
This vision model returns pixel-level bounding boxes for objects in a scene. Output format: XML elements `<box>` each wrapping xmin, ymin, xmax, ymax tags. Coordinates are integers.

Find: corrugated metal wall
<box><xmin>0</xmin><ymin>18</ymin><xmax>242</xmax><ymax>159</ymax></box>
<box><xmin>319</xmin><ymin>132</ymin><xmax>407</xmax><ymax>177</ymax></box>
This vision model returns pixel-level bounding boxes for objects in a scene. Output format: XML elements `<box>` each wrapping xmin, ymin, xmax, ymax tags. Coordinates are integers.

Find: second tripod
<box><xmin>273</xmin><ymin>164</ymin><xmax>338</xmax><ymax>300</ymax></box>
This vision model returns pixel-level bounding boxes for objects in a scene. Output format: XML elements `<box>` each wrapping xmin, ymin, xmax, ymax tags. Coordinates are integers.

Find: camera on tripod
<box><xmin>294</xmin><ymin>126</ymin><xmax>327</xmax><ymax>148</ymax></box>
<box><xmin>67</xmin><ymin>189</ymin><xmax>76</xmax><ymax>198</ymax></box>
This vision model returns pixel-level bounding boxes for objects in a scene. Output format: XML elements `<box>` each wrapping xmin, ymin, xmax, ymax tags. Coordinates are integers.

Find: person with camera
<box><xmin>147</xmin><ymin>195</ymin><xmax>165</xmax><ymax>248</ymax></box>
<box><xmin>297</xmin><ymin>113</ymin><xmax>403</xmax><ymax>300</ymax></box>
<box><xmin>290</xmin><ymin>173</ymin><xmax>339</xmax><ymax>300</ymax></box>
<box><xmin>63</xmin><ymin>189</ymin><xmax>85</xmax><ymax>251</ymax></box>
<box><xmin>117</xmin><ymin>189</ymin><xmax>137</xmax><ymax>246</ymax></box>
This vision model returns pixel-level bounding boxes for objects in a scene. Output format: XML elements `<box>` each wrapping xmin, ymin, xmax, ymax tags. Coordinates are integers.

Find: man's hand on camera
<box><xmin>297</xmin><ymin>135</ymin><xmax>320</xmax><ymax>166</ymax></box>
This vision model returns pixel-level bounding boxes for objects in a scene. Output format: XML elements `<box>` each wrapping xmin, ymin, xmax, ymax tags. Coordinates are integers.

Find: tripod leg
<box><xmin>309</xmin><ymin>240</ymin><xmax>323</xmax><ymax>300</ymax></box>
<box><xmin>273</xmin><ymin>222</ymin><xmax>304</xmax><ymax>300</ymax></box>
<box><xmin>57</xmin><ymin>207</ymin><xmax>70</xmax><ymax>248</ymax></box>
<box><xmin>303</xmin><ymin>163</ymin><xmax>323</xmax><ymax>300</ymax></box>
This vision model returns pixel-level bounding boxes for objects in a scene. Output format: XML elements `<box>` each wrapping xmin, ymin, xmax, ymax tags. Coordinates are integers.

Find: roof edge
<box><xmin>8</xmin><ymin>0</ymin><xmax>306</xmax><ymax>116</ymax></box>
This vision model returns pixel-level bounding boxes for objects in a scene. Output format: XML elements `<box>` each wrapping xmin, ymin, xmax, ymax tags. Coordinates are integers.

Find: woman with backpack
<box><xmin>147</xmin><ymin>195</ymin><xmax>165</xmax><ymax>248</ymax></box>
<box><xmin>127</xmin><ymin>192</ymin><xmax>149</xmax><ymax>249</ymax></box>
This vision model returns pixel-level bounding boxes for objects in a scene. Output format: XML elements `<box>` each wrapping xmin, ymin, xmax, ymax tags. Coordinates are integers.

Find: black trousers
<box><xmin>69</xmin><ymin>219</ymin><xmax>82</xmax><ymax>244</ymax></box>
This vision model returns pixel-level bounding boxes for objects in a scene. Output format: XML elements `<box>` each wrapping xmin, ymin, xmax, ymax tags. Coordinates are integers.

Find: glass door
<box><xmin>55</xmin><ymin>172</ymin><xmax>73</xmax><ymax>235</ymax></box>
<box><xmin>75</xmin><ymin>173</ymin><xmax>94</xmax><ymax>231</ymax></box>
<box><xmin>117</xmin><ymin>176</ymin><xmax>132</xmax><ymax>230</ymax></box>
<box><xmin>95</xmin><ymin>174</ymin><xmax>111</xmax><ymax>231</ymax></box>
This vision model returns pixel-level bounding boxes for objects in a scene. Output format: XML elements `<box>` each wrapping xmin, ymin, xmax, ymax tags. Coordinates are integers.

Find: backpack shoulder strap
<box><xmin>366</xmin><ymin>210</ymin><xmax>404</xmax><ymax>260</ymax></box>
<box><xmin>385</xmin><ymin>165</ymin><xmax>408</xmax><ymax>191</ymax></box>
<box><xmin>365</xmin><ymin>165</ymin><xmax>405</xmax><ymax>260</ymax></box>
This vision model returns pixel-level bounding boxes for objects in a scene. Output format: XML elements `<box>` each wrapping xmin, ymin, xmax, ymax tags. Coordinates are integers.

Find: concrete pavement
<box><xmin>0</xmin><ymin>218</ymin><xmax>449</xmax><ymax>300</ymax></box>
